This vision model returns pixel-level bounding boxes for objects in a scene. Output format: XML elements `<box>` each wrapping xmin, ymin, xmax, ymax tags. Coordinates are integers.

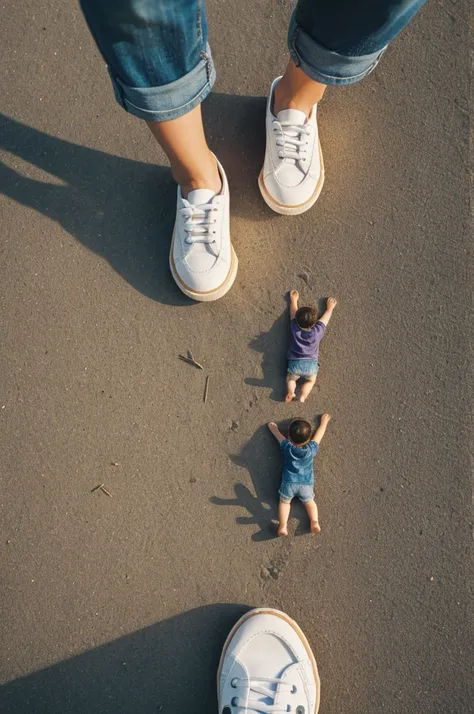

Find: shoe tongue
<box><xmin>187</xmin><ymin>188</ymin><xmax>215</xmax><ymax>206</ymax></box>
<box><xmin>276</xmin><ymin>108</ymin><xmax>307</xmax><ymax>126</ymax></box>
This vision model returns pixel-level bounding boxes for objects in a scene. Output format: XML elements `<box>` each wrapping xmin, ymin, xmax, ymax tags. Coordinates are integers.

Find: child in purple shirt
<box><xmin>286</xmin><ymin>291</ymin><xmax>337</xmax><ymax>403</ymax></box>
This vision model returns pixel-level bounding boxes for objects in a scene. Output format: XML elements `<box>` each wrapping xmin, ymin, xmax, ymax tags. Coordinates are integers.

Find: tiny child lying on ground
<box><xmin>286</xmin><ymin>291</ymin><xmax>337</xmax><ymax>403</ymax></box>
<box><xmin>268</xmin><ymin>414</ymin><xmax>331</xmax><ymax>536</ymax></box>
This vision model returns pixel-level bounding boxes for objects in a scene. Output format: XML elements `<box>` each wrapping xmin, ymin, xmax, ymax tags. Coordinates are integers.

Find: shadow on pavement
<box><xmin>202</xmin><ymin>93</ymin><xmax>268</xmax><ymax>222</ymax></box>
<box><xmin>0</xmin><ymin>603</ymin><xmax>249</xmax><ymax>714</ymax></box>
<box><xmin>245</xmin><ymin>308</ymin><xmax>289</xmax><ymax>401</ymax></box>
<box><xmin>211</xmin><ymin>422</ymin><xmax>307</xmax><ymax>541</ymax></box>
<box><xmin>0</xmin><ymin>113</ymin><xmax>184</xmax><ymax>306</ymax></box>
<box><xmin>0</xmin><ymin>94</ymin><xmax>268</xmax><ymax>306</ymax></box>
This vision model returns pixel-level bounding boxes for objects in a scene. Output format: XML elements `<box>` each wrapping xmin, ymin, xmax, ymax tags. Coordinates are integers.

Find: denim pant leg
<box><xmin>289</xmin><ymin>0</ymin><xmax>428</xmax><ymax>86</ymax></box>
<box><xmin>80</xmin><ymin>0</ymin><xmax>215</xmax><ymax>121</ymax></box>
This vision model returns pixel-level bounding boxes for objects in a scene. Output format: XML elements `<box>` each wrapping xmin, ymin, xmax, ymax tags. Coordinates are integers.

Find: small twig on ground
<box><xmin>91</xmin><ymin>483</ymin><xmax>113</xmax><ymax>497</ymax></box>
<box><xmin>204</xmin><ymin>375</ymin><xmax>210</xmax><ymax>404</ymax></box>
<box><xmin>178</xmin><ymin>354</ymin><xmax>204</xmax><ymax>370</ymax></box>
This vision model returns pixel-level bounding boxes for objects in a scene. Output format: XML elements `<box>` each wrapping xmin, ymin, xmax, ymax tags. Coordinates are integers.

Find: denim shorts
<box><xmin>279</xmin><ymin>482</ymin><xmax>315</xmax><ymax>504</ymax></box>
<box><xmin>80</xmin><ymin>0</ymin><xmax>427</xmax><ymax>122</ymax></box>
<box><xmin>287</xmin><ymin>359</ymin><xmax>319</xmax><ymax>380</ymax></box>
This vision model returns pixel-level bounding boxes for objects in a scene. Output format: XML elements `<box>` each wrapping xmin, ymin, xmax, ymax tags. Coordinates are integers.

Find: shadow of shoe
<box><xmin>0</xmin><ymin>113</ymin><xmax>189</xmax><ymax>306</ymax></box>
<box><xmin>0</xmin><ymin>96</ymin><xmax>271</xmax><ymax>308</ymax></box>
<box><xmin>0</xmin><ymin>604</ymin><xmax>249</xmax><ymax>714</ymax></box>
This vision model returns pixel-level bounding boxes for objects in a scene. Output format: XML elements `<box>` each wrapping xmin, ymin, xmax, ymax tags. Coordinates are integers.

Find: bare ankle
<box><xmin>174</xmin><ymin>153</ymin><xmax>222</xmax><ymax>198</ymax></box>
<box><xmin>274</xmin><ymin>90</ymin><xmax>311</xmax><ymax>118</ymax></box>
<box><xmin>274</xmin><ymin>61</ymin><xmax>326</xmax><ymax>117</ymax></box>
<box><xmin>180</xmin><ymin>175</ymin><xmax>221</xmax><ymax>198</ymax></box>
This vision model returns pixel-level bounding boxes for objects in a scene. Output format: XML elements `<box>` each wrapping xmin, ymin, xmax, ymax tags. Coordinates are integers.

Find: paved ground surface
<box><xmin>1</xmin><ymin>1</ymin><xmax>473</xmax><ymax>712</ymax></box>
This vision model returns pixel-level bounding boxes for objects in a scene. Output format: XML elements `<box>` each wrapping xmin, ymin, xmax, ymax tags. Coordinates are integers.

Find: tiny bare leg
<box><xmin>299</xmin><ymin>376</ymin><xmax>316</xmax><ymax>403</ymax></box>
<box><xmin>304</xmin><ymin>500</ymin><xmax>321</xmax><ymax>534</ymax></box>
<box><xmin>286</xmin><ymin>376</ymin><xmax>297</xmax><ymax>403</ymax></box>
<box><xmin>278</xmin><ymin>501</ymin><xmax>291</xmax><ymax>536</ymax></box>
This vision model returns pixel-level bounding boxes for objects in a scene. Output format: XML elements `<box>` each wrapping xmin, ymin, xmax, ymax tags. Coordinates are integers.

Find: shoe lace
<box><xmin>180</xmin><ymin>200</ymin><xmax>218</xmax><ymax>250</ymax></box>
<box><xmin>273</xmin><ymin>120</ymin><xmax>310</xmax><ymax>162</ymax></box>
<box><xmin>230</xmin><ymin>676</ymin><xmax>295</xmax><ymax>713</ymax></box>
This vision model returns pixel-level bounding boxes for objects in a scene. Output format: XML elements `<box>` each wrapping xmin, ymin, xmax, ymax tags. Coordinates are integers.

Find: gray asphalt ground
<box><xmin>1</xmin><ymin>1</ymin><xmax>473</xmax><ymax>712</ymax></box>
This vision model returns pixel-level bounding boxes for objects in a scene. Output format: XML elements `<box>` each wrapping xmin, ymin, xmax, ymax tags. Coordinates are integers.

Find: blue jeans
<box><xmin>287</xmin><ymin>359</ymin><xmax>319</xmax><ymax>379</ymax></box>
<box><xmin>279</xmin><ymin>481</ymin><xmax>315</xmax><ymax>504</ymax></box>
<box><xmin>80</xmin><ymin>0</ymin><xmax>427</xmax><ymax>123</ymax></box>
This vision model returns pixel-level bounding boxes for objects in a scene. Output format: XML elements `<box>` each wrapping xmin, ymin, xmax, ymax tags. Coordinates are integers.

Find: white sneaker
<box><xmin>218</xmin><ymin>608</ymin><xmax>320</xmax><ymax>714</ymax></box>
<box><xmin>169</xmin><ymin>157</ymin><xmax>238</xmax><ymax>301</ymax></box>
<box><xmin>259</xmin><ymin>77</ymin><xmax>324</xmax><ymax>216</ymax></box>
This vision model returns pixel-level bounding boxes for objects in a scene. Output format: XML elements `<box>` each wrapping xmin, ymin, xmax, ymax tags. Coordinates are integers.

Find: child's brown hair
<box><xmin>288</xmin><ymin>419</ymin><xmax>312</xmax><ymax>446</ymax></box>
<box><xmin>295</xmin><ymin>306</ymin><xmax>318</xmax><ymax>330</ymax></box>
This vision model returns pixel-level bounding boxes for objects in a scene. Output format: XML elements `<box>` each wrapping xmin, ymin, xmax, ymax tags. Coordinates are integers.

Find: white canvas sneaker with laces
<box><xmin>218</xmin><ymin>608</ymin><xmax>320</xmax><ymax>714</ymax></box>
<box><xmin>259</xmin><ymin>77</ymin><xmax>324</xmax><ymax>215</ymax></box>
<box><xmin>170</xmin><ymin>156</ymin><xmax>238</xmax><ymax>301</ymax></box>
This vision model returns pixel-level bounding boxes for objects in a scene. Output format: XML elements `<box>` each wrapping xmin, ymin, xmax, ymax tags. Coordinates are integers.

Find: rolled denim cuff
<box><xmin>288</xmin><ymin>12</ymin><xmax>385</xmax><ymax>87</ymax></box>
<box><xmin>109</xmin><ymin>44</ymin><xmax>216</xmax><ymax>122</ymax></box>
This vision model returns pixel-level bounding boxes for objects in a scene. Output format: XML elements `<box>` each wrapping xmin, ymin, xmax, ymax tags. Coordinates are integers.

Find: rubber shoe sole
<box><xmin>169</xmin><ymin>239</ymin><xmax>238</xmax><ymax>302</ymax></box>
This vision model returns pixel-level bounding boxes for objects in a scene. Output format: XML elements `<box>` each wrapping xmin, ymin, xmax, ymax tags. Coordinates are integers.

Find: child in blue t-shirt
<box><xmin>286</xmin><ymin>290</ymin><xmax>337</xmax><ymax>403</ymax></box>
<box><xmin>268</xmin><ymin>414</ymin><xmax>331</xmax><ymax>536</ymax></box>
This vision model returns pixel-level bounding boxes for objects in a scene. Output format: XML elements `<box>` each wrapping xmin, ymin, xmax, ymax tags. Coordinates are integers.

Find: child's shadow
<box><xmin>211</xmin><ymin>423</ymin><xmax>307</xmax><ymax>541</ymax></box>
<box><xmin>244</xmin><ymin>310</ymin><xmax>289</xmax><ymax>402</ymax></box>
